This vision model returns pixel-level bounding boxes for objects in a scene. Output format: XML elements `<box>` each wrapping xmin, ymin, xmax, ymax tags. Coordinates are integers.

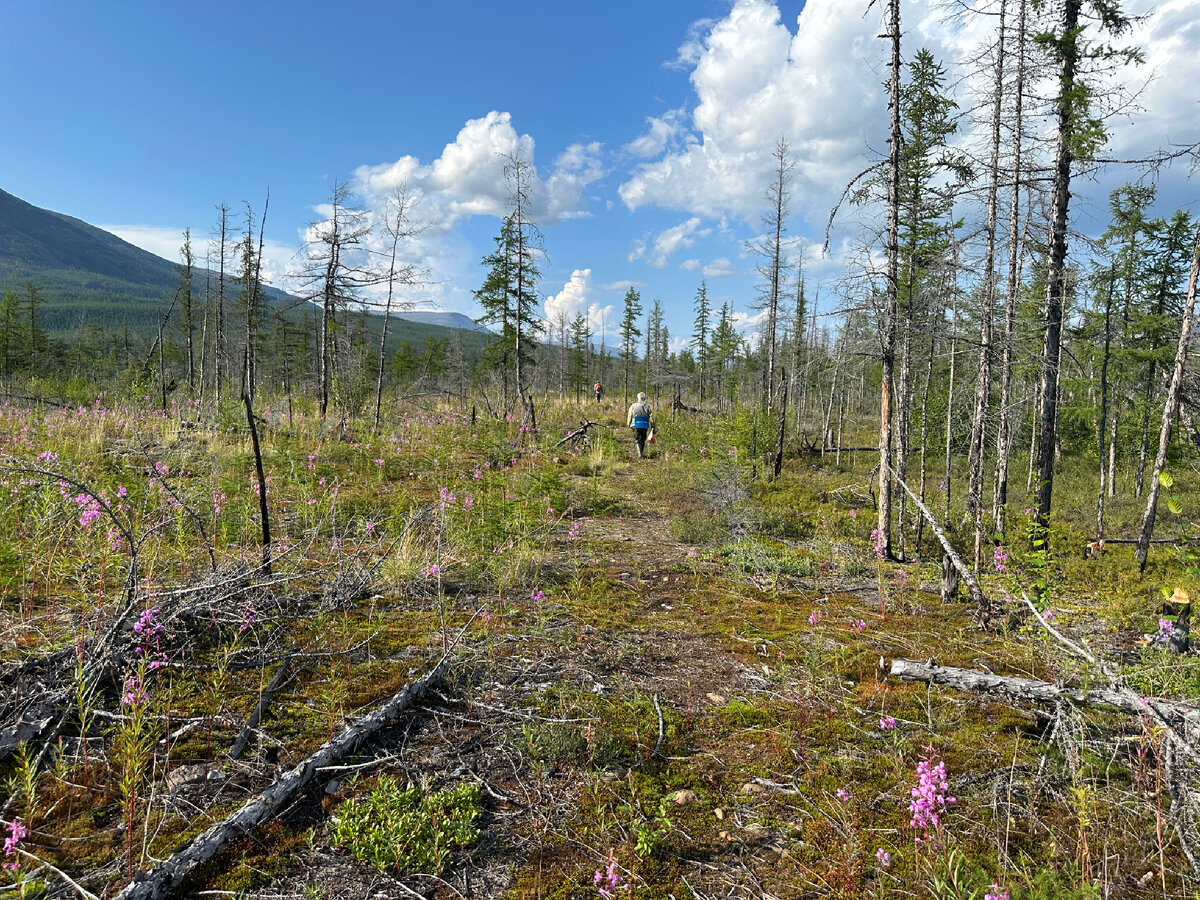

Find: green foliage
<box><xmin>669</xmin><ymin>509</ymin><xmax>729</xmax><ymax>545</ymax></box>
<box><xmin>331</xmin><ymin>776</ymin><xmax>481</xmax><ymax>875</ymax></box>
<box><xmin>634</xmin><ymin>796</ymin><xmax>674</xmax><ymax>859</ymax></box>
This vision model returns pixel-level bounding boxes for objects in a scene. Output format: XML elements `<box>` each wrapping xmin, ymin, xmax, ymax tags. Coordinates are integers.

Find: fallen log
<box><xmin>889</xmin><ymin>658</ymin><xmax>1200</xmax><ymax>739</ymax></box>
<box><xmin>116</xmin><ymin>654</ymin><xmax>451</xmax><ymax>900</ymax></box>
<box><xmin>555</xmin><ymin>420</ymin><xmax>607</xmax><ymax>448</ymax></box>
<box><xmin>228</xmin><ymin>654</ymin><xmax>298</xmax><ymax>760</ymax></box>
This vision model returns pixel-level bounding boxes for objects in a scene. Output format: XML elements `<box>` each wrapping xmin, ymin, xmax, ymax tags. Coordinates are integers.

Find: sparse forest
<box><xmin>4</xmin><ymin>1</ymin><xmax>1200</xmax><ymax>898</ymax></box>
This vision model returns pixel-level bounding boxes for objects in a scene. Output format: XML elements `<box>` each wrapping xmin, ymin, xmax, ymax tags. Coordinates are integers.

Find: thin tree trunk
<box><xmin>877</xmin><ymin>0</ymin><xmax>902</xmax><ymax>559</ymax></box>
<box><xmin>1136</xmin><ymin>372</ymin><xmax>1154</xmax><ymax>498</ymax></box>
<box><xmin>917</xmin><ymin>295</ymin><xmax>938</xmax><ymax>552</ymax></box>
<box><xmin>1096</xmin><ymin>267</ymin><xmax>1115</xmax><ymax>542</ymax></box>
<box><xmin>1033</xmin><ymin>0</ymin><xmax>1081</xmax><ymax>556</ymax></box>
<box><xmin>773</xmin><ymin>369</ymin><xmax>788</xmax><ymax>479</ymax></box>
<box><xmin>895</xmin><ymin>291</ymin><xmax>913</xmax><ymax>562</ymax></box>
<box><xmin>944</xmin><ymin>232</ymin><xmax>960</xmax><ymax>529</ymax></box>
<box><xmin>967</xmin><ymin>0</ymin><xmax>1006</xmax><ymax>571</ymax></box>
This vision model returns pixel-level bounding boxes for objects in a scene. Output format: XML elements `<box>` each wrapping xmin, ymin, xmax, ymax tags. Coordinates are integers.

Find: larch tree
<box><xmin>373</xmin><ymin>184</ymin><xmax>423</xmax><ymax>433</ymax></box>
<box><xmin>176</xmin><ymin>228</ymin><xmax>196</xmax><ymax>395</ymax></box>
<box><xmin>475</xmin><ymin>212</ymin><xmax>541</xmax><ymax>415</ymax></box>
<box><xmin>300</xmin><ymin>180</ymin><xmax>372</xmax><ymax>421</ymax></box>
<box><xmin>749</xmin><ymin>138</ymin><xmax>794</xmax><ymax>410</ymax></box>
<box><xmin>211</xmin><ymin>203</ymin><xmax>231</xmax><ymax>409</ymax></box>
<box><xmin>891</xmin><ymin>47</ymin><xmax>966</xmax><ymax>560</ymax></box>
<box><xmin>692</xmin><ymin>280</ymin><xmax>711</xmax><ymax>403</ymax></box>
<box><xmin>501</xmin><ymin>152</ymin><xmax>544</xmax><ymax>425</ymax></box>
<box><xmin>1135</xmin><ymin>221</ymin><xmax>1200</xmax><ymax>570</ymax></box>
<box><xmin>619</xmin><ymin>286</ymin><xmax>643</xmax><ymax>403</ymax></box>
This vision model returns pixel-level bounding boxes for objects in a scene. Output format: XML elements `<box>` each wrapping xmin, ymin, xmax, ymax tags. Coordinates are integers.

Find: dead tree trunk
<box><xmin>877</xmin><ymin>0</ymin><xmax>902</xmax><ymax>560</ymax></box>
<box><xmin>773</xmin><ymin>369</ymin><xmax>789</xmax><ymax>479</ymax></box>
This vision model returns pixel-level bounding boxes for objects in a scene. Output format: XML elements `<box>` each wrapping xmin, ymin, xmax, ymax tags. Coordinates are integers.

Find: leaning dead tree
<box><xmin>116</xmin><ymin>655</ymin><xmax>453</xmax><ymax>900</ymax></box>
<box><xmin>889</xmin><ymin>468</ymin><xmax>990</xmax><ymax>624</ymax></box>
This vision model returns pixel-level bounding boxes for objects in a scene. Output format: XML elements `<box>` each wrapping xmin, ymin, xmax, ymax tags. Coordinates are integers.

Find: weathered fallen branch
<box><xmin>228</xmin><ymin>654</ymin><xmax>298</xmax><ymax>760</ymax></box>
<box><xmin>555</xmin><ymin>420</ymin><xmax>607</xmax><ymax>448</ymax></box>
<box><xmin>116</xmin><ymin>653</ymin><xmax>452</xmax><ymax>900</ymax></box>
<box><xmin>889</xmin><ymin>469</ymin><xmax>990</xmax><ymax>624</ymax></box>
<box><xmin>889</xmin><ymin>658</ymin><xmax>1200</xmax><ymax>739</ymax></box>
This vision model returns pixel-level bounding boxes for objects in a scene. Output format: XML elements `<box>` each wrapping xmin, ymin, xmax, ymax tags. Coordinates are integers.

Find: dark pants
<box><xmin>633</xmin><ymin>428</ymin><xmax>648</xmax><ymax>457</ymax></box>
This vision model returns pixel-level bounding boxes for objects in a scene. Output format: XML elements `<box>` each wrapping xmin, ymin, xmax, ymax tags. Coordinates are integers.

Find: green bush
<box><xmin>669</xmin><ymin>509</ymin><xmax>729</xmax><ymax>545</ymax></box>
<box><xmin>331</xmin><ymin>776</ymin><xmax>481</xmax><ymax>874</ymax></box>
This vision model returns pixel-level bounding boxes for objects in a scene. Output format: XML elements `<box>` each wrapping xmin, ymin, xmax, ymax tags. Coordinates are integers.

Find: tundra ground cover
<box><xmin>0</xmin><ymin>394</ymin><xmax>1197</xmax><ymax>898</ymax></box>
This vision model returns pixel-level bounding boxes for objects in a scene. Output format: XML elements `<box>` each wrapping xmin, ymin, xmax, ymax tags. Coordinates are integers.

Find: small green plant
<box><xmin>632</xmin><ymin>795</ymin><xmax>673</xmax><ymax>859</ymax></box>
<box><xmin>331</xmin><ymin>776</ymin><xmax>481</xmax><ymax>874</ymax></box>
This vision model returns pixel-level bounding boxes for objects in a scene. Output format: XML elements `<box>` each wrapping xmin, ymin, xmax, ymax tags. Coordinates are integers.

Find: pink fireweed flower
<box><xmin>879</xmin><ymin>715</ymin><xmax>897</xmax><ymax>730</ymax></box>
<box><xmin>594</xmin><ymin>848</ymin><xmax>630</xmax><ymax>899</ymax></box>
<box><xmin>421</xmin><ymin>564</ymin><xmax>440</xmax><ymax>578</ymax></box>
<box><xmin>134</xmin><ymin>607</ymin><xmax>162</xmax><ymax>636</ymax></box>
<box><xmin>531</xmin><ymin>589</ymin><xmax>547</xmax><ymax>603</ymax></box>
<box><xmin>463</xmin><ymin>495</ymin><xmax>474</xmax><ymax>510</ymax></box>
<box><xmin>836</xmin><ymin>787</ymin><xmax>850</xmax><ymax>801</ymax></box>
<box><xmin>3</xmin><ymin>818</ymin><xmax>26</xmax><ymax>870</ymax></box>
<box><xmin>871</xmin><ymin>528</ymin><xmax>885</xmax><ymax>560</ymax></box>
<box><xmin>992</xmin><ymin>545</ymin><xmax>1008</xmax><ymax>573</ymax></box>
<box><xmin>1158</xmin><ymin>618</ymin><xmax>1177</xmax><ymax>640</ymax></box>
<box><xmin>851</xmin><ymin>618</ymin><xmax>866</xmax><ymax>631</ymax></box>
<box><xmin>808</xmin><ymin>609</ymin><xmax>824</xmax><ymax>626</ymax></box>
<box><xmin>122</xmin><ymin>676</ymin><xmax>148</xmax><ymax>707</ymax></box>
<box><xmin>875</xmin><ymin>848</ymin><xmax>891</xmax><ymax>867</ymax></box>
<box><xmin>909</xmin><ymin>754</ymin><xmax>955</xmax><ymax>836</ymax></box>
<box><xmin>1041</xmin><ymin>607</ymin><xmax>1055</xmax><ymax>623</ymax></box>
<box><xmin>984</xmin><ymin>888</ymin><xmax>1010</xmax><ymax>900</ymax></box>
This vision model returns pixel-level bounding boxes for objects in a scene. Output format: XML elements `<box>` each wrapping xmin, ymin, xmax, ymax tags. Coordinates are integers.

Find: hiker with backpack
<box><xmin>627</xmin><ymin>392</ymin><xmax>653</xmax><ymax>459</ymax></box>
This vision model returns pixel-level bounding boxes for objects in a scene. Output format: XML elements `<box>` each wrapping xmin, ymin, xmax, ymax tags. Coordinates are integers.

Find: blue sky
<box><xmin>3</xmin><ymin>0</ymin><xmax>1198</xmax><ymax>351</ymax></box>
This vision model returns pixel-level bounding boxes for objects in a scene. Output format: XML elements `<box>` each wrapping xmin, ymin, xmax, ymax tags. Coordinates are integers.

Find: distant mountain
<box><xmin>0</xmin><ymin>188</ymin><xmax>493</xmax><ymax>349</ymax></box>
<box><xmin>395</xmin><ymin>310</ymin><xmax>488</xmax><ymax>332</ymax></box>
<box><xmin>0</xmin><ymin>187</ymin><xmax>291</xmax><ymax>335</ymax></box>
<box><xmin>0</xmin><ymin>187</ymin><xmax>181</xmax><ymax>287</ymax></box>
